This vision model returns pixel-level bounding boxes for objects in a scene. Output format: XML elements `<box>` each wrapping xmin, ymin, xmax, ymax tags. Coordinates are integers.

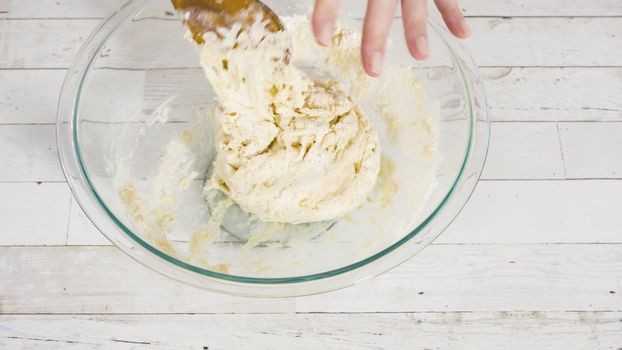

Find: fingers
<box><xmin>401</xmin><ymin>0</ymin><xmax>428</xmax><ymax>60</ymax></box>
<box><xmin>312</xmin><ymin>0</ymin><xmax>342</xmax><ymax>46</ymax></box>
<box><xmin>361</xmin><ymin>0</ymin><xmax>400</xmax><ymax>76</ymax></box>
<box><xmin>433</xmin><ymin>0</ymin><xmax>470</xmax><ymax>38</ymax></box>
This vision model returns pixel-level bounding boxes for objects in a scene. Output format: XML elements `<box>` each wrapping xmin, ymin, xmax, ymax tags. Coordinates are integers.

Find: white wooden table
<box><xmin>1</xmin><ymin>0</ymin><xmax>622</xmax><ymax>348</ymax></box>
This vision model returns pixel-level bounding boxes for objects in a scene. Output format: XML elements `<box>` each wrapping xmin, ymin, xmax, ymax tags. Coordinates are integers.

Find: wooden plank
<box><xmin>0</xmin><ymin>70</ymin><xmax>65</xmax><ymax>124</ymax></box>
<box><xmin>0</xmin><ymin>125</ymin><xmax>64</xmax><ymax>182</ymax></box>
<box><xmin>1</xmin><ymin>312</ymin><xmax>622</xmax><ymax>349</ymax></box>
<box><xmin>66</xmin><ymin>199</ymin><xmax>111</xmax><ymax>246</ymax></box>
<box><xmin>0</xmin><ymin>0</ymin><xmax>127</xmax><ymax>18</ymax></box>
<box><xmin>3</xmin><ymin>18</ymin><xmax>620</xmax><ymax>69</ymax></box>
<box><xmin>0</xmin><ymin>247</ymin><xmax>297</xmax><ymax>314</ymax></box>
<box><xmin>558</xmin><ymin>122</ymin><xmax>622</xmax><ymax>179</ymax></box>
<box><xmin>461</xmin><ymin>0</ymin><xmax>622</xmax><ymax>17</ymax></box>
<box><xmin>0</xmin><ymin>122</ymin><xmax>561</xmax><ymax>191</ymax></box>
<box><xmin>4</xmin><ymin>167</ymin><xmax>622</xmax><ymax>246</ymax></box>
<box><xmin>465</xmin><ymin>17</ymin><xmax>622</xmax><ymax>67</ymax></box>
<box><xmin>481</xmin><ymin>122</ymin><xmax>565</xmax><ymax>180</ymax></box>
<box><xmin>1</xmin><ymin>68</ymin><xmax>213</xmax><ymax>124</ymax></box>
<box><xmin>483</xmin><ymin>67</ymin><xmax>622</xmax><ymax>122</ymax></box>
<box><xmin>1</xmin><ymin>0</ymin><xmax>621</xmax><ymax>19</ymax></box>
<box><xmin>299</xmin><ymin>244</ymin><xmax>622</xmax><ymax>312</ymax></box>
<box><xmin>0</xmin><ymin>183</ymin><xmax>70</xmax><ymax>245</ymax></box>
<box><xmin>0</xmin><ymin>20</ymin><xmax>97</xmax><ymax>69</ymax></box>
<box><xmin>438</xmin><ymin>180</ymin><xmax>622</xmax><ymax>244</ymax></box>
<box><xmin>346</xmin><ymin>0</ymin><xmax>622</xmax><ymax>18</ymax></box>
<box><xmin>134</xmin><ymin>0</ymin><xmax>622</xmax><ymax>19</ymax></box>
<box><xmin>69</xmin><ymin>67</ymin><xmax>622</xmax><ymax>123</ymax></box>
<box><xmin>4</xmin><ymin>68</ymin><xmax>621</xmax><ymax>124</ymax></box>
<box><xmin>8</xmin><ymin>177</ymin><xmax>622</xmax><ymax>246</ymax></box>
<box><xmin>36</xmin><ymin>180</ymin><xmax>622</xmax><ymax>245</ymax></box>
<box><xmin>1</xmin><ymin>244</ymin><xmax>621</xmax><ymax>313</ymax></box>
<box><xmin>0</xmin><ymin>124</ymin><xmax>616</xmax><ymax>245</ymax></box>
<box><xmin>77</xmin><ymin>69</ymin><xmax>212</xmax><ymax>124</ymax></box>
<box><xmin>93</xmin><ymin>18</ymin><xmax>622</xmax><ymax>69</ymax></box>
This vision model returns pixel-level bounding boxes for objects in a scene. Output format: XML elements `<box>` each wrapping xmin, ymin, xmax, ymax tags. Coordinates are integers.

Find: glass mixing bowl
<box><xmin>57</xmin><ymin>0</ymin><xmax>489</xmax><ymax>297</ymax></box>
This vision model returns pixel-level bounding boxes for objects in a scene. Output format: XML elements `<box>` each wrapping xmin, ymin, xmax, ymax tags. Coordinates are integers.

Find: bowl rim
<box><xmin>57</xmin><ymin>0</ymin><xmax>490</xmax><ymax>297</ymax></box>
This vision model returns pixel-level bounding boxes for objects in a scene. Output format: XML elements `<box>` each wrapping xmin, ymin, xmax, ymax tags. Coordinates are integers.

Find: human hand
<box><xmin>312</xmin><ymin>0</ymin><xmax>470</xmax><ymax>76</ymax></box>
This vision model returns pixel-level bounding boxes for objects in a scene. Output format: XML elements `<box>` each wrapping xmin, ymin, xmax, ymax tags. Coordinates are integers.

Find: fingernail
<box><xmin>414</xmin><ymin>36</ymin><xmax>429</xmax><ymax>57</ymax></box>
<box><xmin>317</xmin><ymin>22</ymin><xmax>333</xmax><ymax>46</ymax></box>
<box><xmin>369</xmin><ymin>51</ymin><xmax>384</xmax><ymax>76</ymax></box>
<box><xmin>461</xmin><ymin>18</ymin><xmax>471</xmax><ymax>36</ymax></box>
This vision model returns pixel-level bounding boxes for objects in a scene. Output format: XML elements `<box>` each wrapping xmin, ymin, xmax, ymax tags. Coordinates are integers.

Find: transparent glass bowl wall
<box><xmin>57</xmin><ymin>0</ymin><xmax>489</xmax><ymax>297</ymax></box>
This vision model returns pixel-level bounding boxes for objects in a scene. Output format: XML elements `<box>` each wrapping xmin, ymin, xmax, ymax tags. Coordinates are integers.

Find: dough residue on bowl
<box><xmin>112</xmin><ymin>16</ymin><xmax>440</xmax><ymax>276</ymax></box>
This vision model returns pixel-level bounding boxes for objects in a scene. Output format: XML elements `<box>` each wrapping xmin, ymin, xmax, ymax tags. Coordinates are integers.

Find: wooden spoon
<box><xmin>171</xmin><ymin>0</ymin><xmax>284</xmax><ymax>44</ymax></box>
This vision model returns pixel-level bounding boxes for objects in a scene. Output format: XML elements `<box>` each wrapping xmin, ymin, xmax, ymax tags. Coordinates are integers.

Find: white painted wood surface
<box><xmin>0</xmin><ymin>183</ymin><xmax>70</xmax><ymax>245</ymax></box>
<box><xmin>481</xmin><ymin>122</ymin><xmax>565</xmax><ymax>179</ymax></box>
<box><xmin>438</xmin><ymin>180</ymin><xmax>622</xmax><ymax>244</ymax></box>
<box><xmin>0</xmin><ymin>125</ymin><xmax>64</xmax><ymax>182</ymax></box>
<box><xmin>3</xmin><ymin>245</ymin><xmax>622</xmax><ymax>313</ymax></box>
<box><xmin>2</xmin><ymin>312</ymin><xmax>622</xmax><ymax>350</ymax></box>
<box><xmin>460</xmin><ymin>0</ymin><xmax>622</xmax><ymax>16</ymax></box>
<box><xmin>1</xmin><ymin>0</ymin><xmax>621</xmax><ymax>18</ymax></box>
<box><xmin>0</xmin><ymin>70</ymin><xmax>66</xmax><ymax>124</ymax></box>
<box><xmin>559</xmin><ymin>122</ymin><xmax>622</xmax><ymax>179</ymax></box>
<box><xmin>66</xmin><ymin>199</ymin><xmax>111</xmax><ymax>246</ymax></box>
<box><xmin>1</xmin><ymin>0</ymin><xmax>621</xmax><ymax>347</ymax></box>
<box><xmin>0</xmin><ymin>1</ymin><xmax>128</xmax><ymax>19</ymax></box>
<box><xmin>2</xmin><ymin>0</ymin><xmax>620</xmax><ymax>20</ymax></box>
<box><xmin>483</xmin><ymin>68</ymin><xmax>622</xmax><ymax>122</ymax></box>
<box><xmin>0</xmin><ymin>20</ymin><xmax>98</xmax><ymax>69</ymax></box>
<box><xmin>2</xmin><ymin>18</ymin><xmax>622</xmax><ymax>69</ymax></box>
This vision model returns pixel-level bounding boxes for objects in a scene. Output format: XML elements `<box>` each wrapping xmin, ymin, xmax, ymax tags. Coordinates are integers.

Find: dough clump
<box><xmin>201</xmin><ymin>21</ymin><xmax>380</xmax><ymax>224</ymax></box>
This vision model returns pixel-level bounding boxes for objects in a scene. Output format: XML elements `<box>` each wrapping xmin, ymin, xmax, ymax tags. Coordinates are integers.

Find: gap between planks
<box><xmin>1</xmin><ymin>310</ymin><xmax>622</xmax><ymax>315</ymax></box>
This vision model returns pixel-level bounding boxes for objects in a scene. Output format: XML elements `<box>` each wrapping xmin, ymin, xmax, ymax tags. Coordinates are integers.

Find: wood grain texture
<box><xmin>4</xmin><ymin>68</ymin><xmax>621</xmax><ymax>125</ymax></box>
<box><xmin>66</xmin><ymin>199</ymin><xmax>111</xmax><ymax>246</ymax></box>
<box><xmin>1</xmin><ymin>0</ymin><xmax>620</xmax><ymax>345</ymax></box>
<box><xmin>10</xmin><ymin>124</ymin><xmax>620</xmax><ymax>246</ymax></box>
<box><xmin>96</xmin><ymin>18</ymin><xmax>622</xmax><ymax>69</ymax></box>
<box><xmin>0</xmin><ymin>20</ymin><xmax>97</xmax><ymax>69</ymax></box>
<box><xmin>0</xmin><ymin>183</ymin><xmax>70</xmax><ymax>245</ymax></box>
<box><xmin>0</xmin><ymin>119</ymin><xmax>565</xmax><ymax>184</ymax></box>
<box><xmin>0</xmin><ymin>0</ymin><xmax>127</xmax><ymax>18</ymax></box>
<box><xmin>481</xmin><ymin>122</ymin><xmax>565</xmax><ymax>180</ymax></box>
<box><xmin>344</xmin><ymin>0</ymin><xmax>622</xmax><ymax>18</ymax></box>
<box><xmin>0</xmin><ymin>125</ymin><xmax>64</xmax><ymax>182</ymax></box>
<box><xmin>0</xmin><ymin>70</ymin><xmax>65</xmax><ymax>124</ymax></box>
<box><xmin>2</xmin><ymin>244</ymin><xmax>621</xmax><ymax>314</ymax></box>
<box><xmin>466</xmin><ymin>17</ymin><xmax>622</xmax><ymax>67</ymax></box>
<box><xmin>460</xmin><ymin>0</ymin><xmax>622</xmax><ymax>17</ymax></box>
<box><xmin>438</xmin><ymin>180</ymin><xmax>622</xmax><ymax>244</ymax></box>
<box><xmin>60</xmin><ymin>179</ymin><xmax>622</xmax><ymax>246</ymax></box>
<box><xmin>3</xmin><ymin>0</ymin><xmax>619</xmax><ymax>22</ymax></box>
<box><xmin>8</xmin><ymin>180</ymin><xmax>622</xmax><ymax>246</ymax></box>
<box><xmin>558</xmin><ymin>122</ymin><xmax>622</xmax><ymax>179</ymax></box>
<box><xmin>5</xmin><ymin>67</ymin><xmax>615</xmax><ymax>183</ymax></box>
<box><xmin>3</xmin><ymin>18</ymin><xmax>622</xmax><ymax>69</ymax></box>
<box><xmin>1</xmin><ymin>312</ymin><xmax>622</xmax><ymax>349</ymax></box>
<box><xmin>483</xmin><ymin>67</ymin><xmax>622</xmax><ymax>122</ymax></box>
<box><xmin>1</xmin><ymin>0</ymin><xmax>622</xmax><ymax>18</ymax></box>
